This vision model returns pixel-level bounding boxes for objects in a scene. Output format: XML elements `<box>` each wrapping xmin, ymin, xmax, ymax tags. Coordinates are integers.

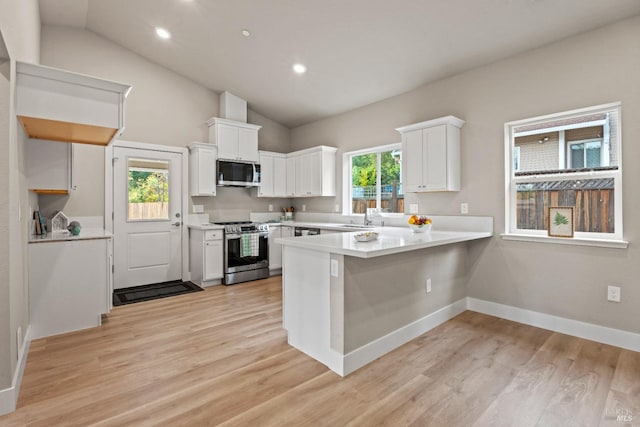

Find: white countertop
<box><xmin>29</xmin><ymin>228</ymin><xmax>113</xmax><ymax>243</ymax></box>
<box><xmin>187</xmin><ymin>223</ymin><xmax>226</xmax><ymax>230</ymax></box>
<box><xmin>263</xmin><ymin>221</ymin><xmax>373</xmax><ymax>232</ymax></box>
<box><xmin>276</xmin><ymin>227</ymin><xmax>492</xmax><ymax>258</ymax></box>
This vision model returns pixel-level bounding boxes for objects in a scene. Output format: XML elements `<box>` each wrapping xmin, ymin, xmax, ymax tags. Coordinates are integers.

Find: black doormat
<box><xmin>113</xmin><ymin>280</ymin><xmax>203</xmax><ymax>306</ymax></box>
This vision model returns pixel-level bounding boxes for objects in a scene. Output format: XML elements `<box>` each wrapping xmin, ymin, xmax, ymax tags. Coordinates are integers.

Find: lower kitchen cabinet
<box><xmin>28</xmin><ymin>236</ymin><xmax>112</xmax><ymax>339</ymax></box>
<box><xmin>268</xmin><ymin>226</ymin><xmax>282</xmax><ymax>271</ymax></box>
<box><xmin>190</xmin><ymin>228</ymin><xmax>223</xmax><ymax>286</ymax></box>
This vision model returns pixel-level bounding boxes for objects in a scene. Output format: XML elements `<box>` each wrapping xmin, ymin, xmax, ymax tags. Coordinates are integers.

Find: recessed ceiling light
<box><xmin>293</xmin><ymin>63</ymin><xmax>307</xmax><ymax>74</ymax></box>
<box><xmin>241</xmin><ymin>29</ymin><xmax>251</xmax><ymax>37</ymax></box>
<box><xmin>155</xmin><ymin>27</ymin><xmax>171</xmax><ymax>40</ymax></box>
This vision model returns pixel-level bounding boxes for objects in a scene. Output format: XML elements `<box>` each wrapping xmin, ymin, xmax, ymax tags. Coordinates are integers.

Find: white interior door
<box><xmin>113</xmin><ymin>146</ymin><xmax>183</xmax><ymax>289</ymax></box>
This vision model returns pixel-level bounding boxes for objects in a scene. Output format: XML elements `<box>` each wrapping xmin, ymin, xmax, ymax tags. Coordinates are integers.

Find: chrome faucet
<box><xmin>364</xmin><ymin>208</ymin><xmax>372</xmax><ymax>226</ymax></box>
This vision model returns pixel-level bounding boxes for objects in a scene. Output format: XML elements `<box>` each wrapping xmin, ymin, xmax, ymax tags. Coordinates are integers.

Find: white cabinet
<box><xmin>207</xmin><ymin>117</ymin><xmax>261</xmax><ymax>163</ymax></box>
<box><xmin>258</xmin><ymin>151</ymin><xmax>287</xmax><ymax>198</ymax></box>
<box><xmin>320</xmin><ymin>229</ymin><xmax>340</xmax><ymax>234</ymax></box>
<box><xmin>28</xmin><ymin>237</ymin><xmax>111</xmax><ymax>339</ymax></box>
<box><xmin>189</xmin><ymin>143</ymin><xmax>217</xmax><ymax>196</ymax></box>
<box><xmin>288</xmin><ymin>146</ymin><xmax>337</xmax><ymax>197</ymax></box>
<box><xmin>190</xmin><ymin>228</ymin><xmax>223</xmax><ymax>286</ymax></box>
<box><xmin>204</xmin><ymin>239</ymin><xmax>223</xmax><ymax>281</ymax></box>
<box><xmin>16</xmin><ymin>61</ymin><xmax>131</xmax><ymax>146</ymax></box>
<box><xmin>286</xmin><ymin>156</ymin><xmax>297</xmax><ymax>197</ymax></box>
<box><xmin>27</xmin><ymin>139</ymin><xmax>74</xmax><ymax>194</ymax></box>
<box><xmin>281</xmin><ymin>226</ymin><xmax>294</xmax><ymax>238</ymax></box>
<box><xmin>268</xmin><ymin>226</ymin><xmax>282</xmax><ymax>271</ymax></box>
<box><xmin>396</xmin><ymin>116</ymin><xmax>464</xmax><ymax>192</ymax></box>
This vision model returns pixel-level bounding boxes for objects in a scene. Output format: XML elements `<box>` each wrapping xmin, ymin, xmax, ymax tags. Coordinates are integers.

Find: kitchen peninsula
<box><xmin>277</xmin><ymin>218</ymin><xmax>492</xmax><ymax>376</ymax></box>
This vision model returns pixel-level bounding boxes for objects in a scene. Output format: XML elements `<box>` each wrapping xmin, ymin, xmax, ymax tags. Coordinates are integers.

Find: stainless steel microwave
<box><xmin>217</xmin><ymin>160</ymin><xmax>261</xmax><ymax>187</ymax></box>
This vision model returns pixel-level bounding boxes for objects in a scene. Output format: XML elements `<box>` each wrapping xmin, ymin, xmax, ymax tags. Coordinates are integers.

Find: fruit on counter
<box><xmin>408</xmin><ymin>215</ymin><xmax>432</xmax><ymax>225</ymax></box>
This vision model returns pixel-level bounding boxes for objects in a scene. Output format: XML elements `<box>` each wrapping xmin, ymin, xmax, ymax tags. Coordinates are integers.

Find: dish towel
<box><xmin>249</xmin><ymin>233</ymin><xmax>260</xmax><ymax>256</ymax></box>
<box><xmin>240</xmin><ymin>234</ymin><xmax>260</xmax><ymax>257</ymax></box>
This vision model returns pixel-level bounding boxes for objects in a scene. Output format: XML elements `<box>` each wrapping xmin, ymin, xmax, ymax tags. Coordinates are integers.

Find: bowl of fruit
<box><xmin>408</xmin><ymin>215</ymin><xmax>432</xmax><ymax>233</ymax></box>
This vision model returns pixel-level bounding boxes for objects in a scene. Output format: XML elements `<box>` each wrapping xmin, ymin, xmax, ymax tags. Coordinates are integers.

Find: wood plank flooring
<box><xmin>1</xmin><ymin>276</ymin><xmax>638</xmax><ymax>426</ymax></box>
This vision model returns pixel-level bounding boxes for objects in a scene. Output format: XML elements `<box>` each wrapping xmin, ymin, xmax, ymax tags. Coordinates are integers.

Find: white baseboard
<box><xmin>467</xmin><ymin>298</ymin><xmax>640</xmax><ymax>353</ymax></box>
<box><xmin>343</xmin><ymin>298</ymin><xmax>468</xmax><ymax>376</ymax></box>
<box><xmin>0</xmin><ymin>326</ymin><xmax>31</xmax><ymax>416</ymax></box>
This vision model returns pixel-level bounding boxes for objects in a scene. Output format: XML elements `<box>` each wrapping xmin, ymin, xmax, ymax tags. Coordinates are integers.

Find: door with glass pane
<box><xmin>113</xmin><ymin>146</ymin><xmax>182</xmax><ymax>289</ymax></box>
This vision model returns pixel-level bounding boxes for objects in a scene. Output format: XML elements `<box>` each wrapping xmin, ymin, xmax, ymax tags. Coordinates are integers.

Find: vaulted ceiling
<box><xmin>39</xmin><ymin>0</ymin><xmax>640</xmax><ymax>128</ymax></box>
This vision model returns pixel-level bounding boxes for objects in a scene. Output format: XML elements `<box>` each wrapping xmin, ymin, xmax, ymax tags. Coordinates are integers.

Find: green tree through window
<box><xmin>348</xmin><ymin>146</ymin><xmax>402</xmax><ymax>214</ymax></box>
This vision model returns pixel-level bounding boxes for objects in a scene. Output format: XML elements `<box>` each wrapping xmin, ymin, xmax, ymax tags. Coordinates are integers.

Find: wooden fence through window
<box><xmin>128</xmin><ymin>202</ymin><xmax>169</xmax><ymax>220</ymax></box>
<box><xmin>517</xmin><ymin>188</ymin><xmax>614</xmax><ymax>233</ymax></box>
<box><xmin>352</xmin><ymin>198</ymin><xmax>404</xmax><ymax>214</ymax></box>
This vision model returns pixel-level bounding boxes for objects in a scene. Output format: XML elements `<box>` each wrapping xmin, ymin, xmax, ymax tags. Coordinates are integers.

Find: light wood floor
<box><xmin>1</xmin><ymin>276</ymin><xmax>638</xmax><ymax>426</ymax></box>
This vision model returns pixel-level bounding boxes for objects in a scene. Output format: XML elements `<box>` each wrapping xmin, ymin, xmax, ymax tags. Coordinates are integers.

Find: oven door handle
<box><xmin>226</xmin><ymin>232</ymin><xmax>269</xmax><ymax>239</ymax></box>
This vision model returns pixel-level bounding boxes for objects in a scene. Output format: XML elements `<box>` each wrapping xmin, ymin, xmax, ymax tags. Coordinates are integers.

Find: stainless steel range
<box><xmin>213</xmin><ymin>221</ymin><xmax>269</xmax><ymax>285</ymax></box>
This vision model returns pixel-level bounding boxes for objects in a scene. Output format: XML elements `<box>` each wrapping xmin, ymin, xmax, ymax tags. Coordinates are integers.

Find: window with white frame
<box><xmin>505</xmin><ymin>103</ymin><xmax>622</xmax><ymax>240</ymax></box>
<box><xmin>343</xmin><ymin>144</ymin><xmax>403</xmax><ymax>215</ymax></box>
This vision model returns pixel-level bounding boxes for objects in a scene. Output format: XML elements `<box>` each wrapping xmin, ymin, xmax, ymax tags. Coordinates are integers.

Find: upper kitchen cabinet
<box><xmin>27</xmin><ymin>139</ymin><xmax>74</xmax><ymax>194</ymax></box>
<box><xmin>16</xmin><ymin>61</ymin><xmax>132</xmax><ymax>146</ymax></box>
<box><xmin>189</xmin><ymin>142</ymin><xmax>217</xmax><ymax>196</ymax></box>
<box><xmin>288</xmin><ymin>146</ymin><xmax>337</xmax><ymax>197</ymax></box>
<box><xmin>207</xmin><ymin>117</ymin><xmax>261</xmax><ymax>163</ymax></box>
<box><xmin>396</xmin><ymin>116</ymin><xmax>465</xmax><ymax>192</ymax></box>
<box><xmin>258</xmin><ymin>151</ymin><xmax>287</xmax><ymax>198</ymax></box>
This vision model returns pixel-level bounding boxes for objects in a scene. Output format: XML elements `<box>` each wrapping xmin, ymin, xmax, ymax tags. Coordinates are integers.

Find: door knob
<box><xmin>172</xmin><ymin>222</ymin><xmax>182</xmax><ymax>226</ymax></box>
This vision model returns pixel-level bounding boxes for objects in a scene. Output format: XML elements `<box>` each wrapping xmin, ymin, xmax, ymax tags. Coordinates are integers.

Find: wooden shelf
<box><xmin>18</xmin><ymin>116</ymin><xmax>117</xmax><ymax>146</ymax></box>
<box><xmin>30</xmin><ymin>189</ymin><xmax>69</xmax><ymax>195</ymax></box>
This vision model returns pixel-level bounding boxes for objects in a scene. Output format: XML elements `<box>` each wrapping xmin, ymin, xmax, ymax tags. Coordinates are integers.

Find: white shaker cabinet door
<box><xmin>424</xmin><ymin>125</ymin><xmax>448</xmax><ymax>191</ymax></box>
<box><xmin>190</xmin><ymin>144</ymin><xmax>217</xmax><ymax>196</ymax></box>
<box><xmin>237</xmin><ymin>127</ymin><xmax>259</xmax><ymax>162</ymax></box>
<box><xmin>268</xmin><ymin>226</ymin><xmax>282</xmax><ymax>270</ymax></box>
<box><xmin>273</xmin><ymin>155</ymin><xmax>287</xmax><ymax>197</ymax></box>
<box><xmin>258</xmin><ymin>154</ymin><xmax>275</xmax><ymax>197</ymax></box>
<box><xmin>204</xmin><ymin>240</ymin><xmax>223</xmax><ymax>281</ymax></box>
<box><xmin>286</xmin><ymin>155</ymin><xmax>298</xmax><ymax>197</ymax></box>
<box><xmin>216</xmin><ymin>124</ymin><xmax>239</xmax><ymax>160</ymax></box>
<box><xmin>403</xmin><ymin>129</ymin><xmax>424</xmax><ymax>192</ymax></box>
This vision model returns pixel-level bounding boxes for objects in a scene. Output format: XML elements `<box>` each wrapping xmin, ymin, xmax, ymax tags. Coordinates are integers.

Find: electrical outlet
<box><xmin>460</xmin><ymin>203</ymin><xmax>469</xmax><ymax>214</ymax></box>
<box><xmin>607</xmin><ymin>286</ymin><xmax>621</xmax><ymax>302</ymax></box>
<box><xmin>330</xmin><ymin>260</ymin><xmax>339</xmax><ymax>277</ymax></box>
<box><xmin>425</xmin><ymin>278</ymin><xmax>432</xmax><ymax>294</ymax></box>
<box><xmin>335</xmin><ymin>204</ymin><xmax>340</xmax><ymax>212</ymax></box>
<box><xmin>268</xmin><ymin>204</ymin><xmax>273</xmax><ymax>212</ymax></box>
<box><xmin>192</xmin><ymin>204</ymin><xmax>204</xmax><ymax>213</ymax></box>
<box><xmin>302</xmin><ymin>204</ymin><xmax>306</xmax><ymax>212</ymax></box>
<box><xmin>409</xmin><ymin>204</ymin><xmax>419</xmax><ymax>214</ymax></box>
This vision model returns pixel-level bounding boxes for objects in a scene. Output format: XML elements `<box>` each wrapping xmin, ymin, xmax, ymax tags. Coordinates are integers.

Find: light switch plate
<box><xmin>460</xmin><ymin>203</ymin><xmax>469</xmax><ymax>214</ymax></box>
<box><xmin>268</xmin><ymin>204</ymin><xmax>273</xmax><ymax>212</ymax></box>
<box><xmin>409</xmin><ymin>204</ymin><xmax>419</xmax><ymax>214</ymax></box>
<box><xmin>193</xmin><ymin>204</ymin><xmax>204</xmax><ymax>213</ymax></box>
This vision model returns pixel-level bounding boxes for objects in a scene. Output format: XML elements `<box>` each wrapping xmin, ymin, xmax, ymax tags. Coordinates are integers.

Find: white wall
<box><xmin>0</xmin><ymin>0</ymin><xmax>40</xmax><ymax>399</ymax></box>
<box><xmin>290</xmin><ymin>16</ymin><xmax>640</xmax><ymax>333</ymax></box>
<box><xmin>38</xmin><ymin>25</ymin><xmax>291</xmax><ymax>220</ymax></box>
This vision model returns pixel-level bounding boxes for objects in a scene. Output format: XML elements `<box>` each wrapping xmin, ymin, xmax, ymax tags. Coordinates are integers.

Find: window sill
<box><xmin>500</xmin><ymin>233</ymin><xmax>629</xmax><ymax>249</ymax></box>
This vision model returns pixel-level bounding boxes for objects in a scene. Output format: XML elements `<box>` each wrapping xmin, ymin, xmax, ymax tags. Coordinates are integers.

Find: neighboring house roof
<box><xmin>517</xmin><ymin>178</ymin><xmax>614</xmax><ymax>191</ymax></box>
<box><xmin>514</xmin><ymin>113</ymin><xmax>607</xmax><ymax>133</ymax></box>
